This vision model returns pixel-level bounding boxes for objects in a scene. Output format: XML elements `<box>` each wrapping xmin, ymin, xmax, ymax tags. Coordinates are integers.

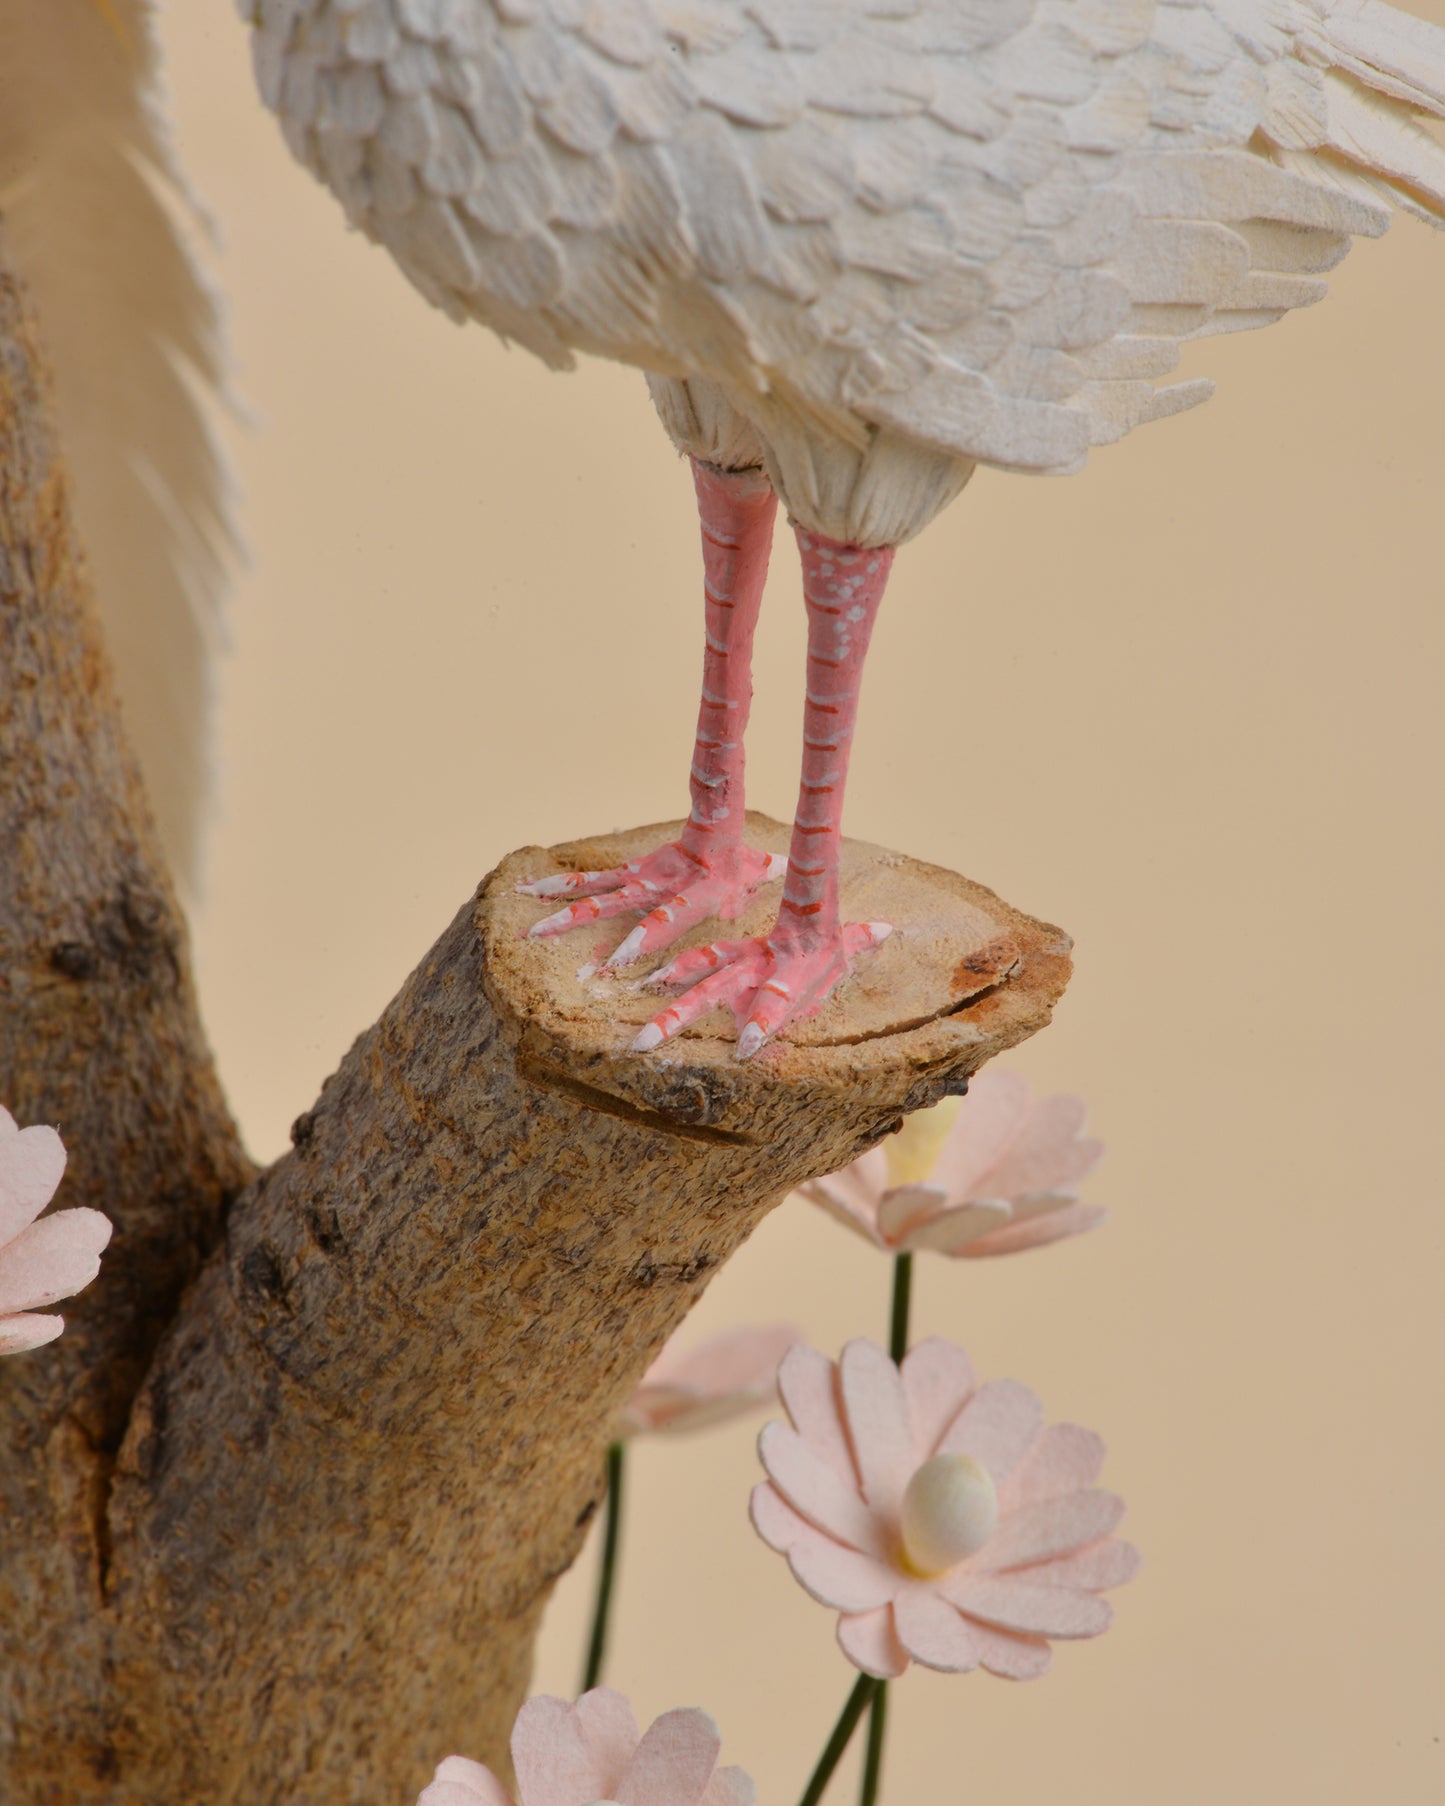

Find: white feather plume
<box><xmin>0</xmin><ymin>0</ymin><xmax>237</xmax><ymax>891</ymax></box>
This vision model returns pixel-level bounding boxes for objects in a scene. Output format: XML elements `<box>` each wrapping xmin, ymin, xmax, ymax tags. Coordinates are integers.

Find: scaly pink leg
<box><xmin>519</xmin><ymin>461</ymin><xmax>786</xmax><ymax>953</ymax></box>
<box><xmin>635</xmin><ymin>527</ymin><xmax>896</xmax><ymax>1059</ymax></box>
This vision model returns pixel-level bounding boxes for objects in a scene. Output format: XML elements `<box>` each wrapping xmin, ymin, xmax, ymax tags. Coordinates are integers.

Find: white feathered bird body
<box><xmin>246</xmin><ymin>0</ymin><xmax>1445</xmax><ymax>546</ymax></box>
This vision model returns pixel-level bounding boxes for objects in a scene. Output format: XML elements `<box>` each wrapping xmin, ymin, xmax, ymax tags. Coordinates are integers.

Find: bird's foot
<box><xmin>633</xmin><ymin>921</ymin><xmax>892</xmax><ymax>1061</ymax></box>
<box><xmin>518</xmin><ymin>840</ymin><xmax>786</xmax><ymax>961</ymax></box>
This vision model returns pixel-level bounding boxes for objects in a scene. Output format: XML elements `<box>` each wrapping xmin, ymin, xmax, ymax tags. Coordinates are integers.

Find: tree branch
<box><xmin>0</xmin><ymin>225</ymin><xmax>1072</xmax><ymax>1803</ymax></box>
<box><xmin>0</xmin><ymin>228</ymin><xmax>253</xmax><ymax>1787</ymax></box>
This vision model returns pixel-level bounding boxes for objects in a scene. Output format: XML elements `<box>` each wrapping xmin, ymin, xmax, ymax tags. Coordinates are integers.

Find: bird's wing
<box><xmin>253</xmin><ymin>0</ymin><xmax>1445</xmax><ymax>488</ymax></box>
<box><xmin>0</xmin><ymin>0</ymin><xmax>236</xmax><ymax>891</ymax></box>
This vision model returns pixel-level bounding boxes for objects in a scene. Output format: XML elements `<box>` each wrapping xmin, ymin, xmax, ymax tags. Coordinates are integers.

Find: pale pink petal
<box><xmin>511</xmin><ymin>1696</ymin><xmax>598</xmax><ymax>1804</ymax></box>
<box><xmin>950</xmin><ymin>1575</ymin><xmax>1114</xmax><ymax>1638</ymax></box>
<box><xmin>928</xmin><ymin>1070</ymin><xmax>1033</xmax><ymax>1202</ymax></box>
<box><xmin>1002</xmin><ymin>1423</ymin><xmax>1106</xmax><ymax>1509</ymax></box>
<box><xmin>979</xmin><ymin>1095</ymin><xmax>1103</xmax><ymax>1200</ymax></box>
<box><xmin>961</xmin><ymin>1202</ymin><xmax>1106</xmax><ymax>1260</ymax></box>
<box><xmin>836</xmin><ymin>1605</ymin><xmax>909</xmax><ymax>1679</ymax></box>
<box><xmin>0</xmin><ymin>1312</ymin><xmax>65</xmax><ymax>1355</ymax></box>
<box><xmin>757</xmin><ymin>1422</ymin><xmax>884</xmax><ymax>1555</ymax></box>
<box><xmin>898</xmin><ymin>1200</ymin><xmax>1011</xmax><ymax>1256</ymax></box>
<box><xmin>838</xmin><ymin>1340</ymin><xmax>914</xmax><ymax>1519</ymax></box>
<box><xmin>617</xmin><ymin>1707</ymin><xmax>720</xmax><ymax>1806</ymax></box>
<box><xmin>418</xmin><ymin>1782</ymin><xmax>508</xmax><ymax>1806</ymax></box>
<box><xmin>620</xmin><ymin>1384</ymin><xmax>695</xmax><ymax>1436</ymax></box>
<box><xmin>899</xmin><ymin>1338</ymin><xmax>977</xmax><ymax>1461</ymax></box>
<box><xmin>749</xmin><ymin>1481</ymin><xmax>811</xmax><ymax>1554</ymax></box>
<box><xmin>644</xmin><ymin>1324</ymin><xmax>799</xmax><ymax>1396</ymax></box>
<box><xmin>575</xmin><ymin>1688</ymin><xmax>640</xmax><ymax>1796</ymax></box>
<box><xmin>787</xmin><ymin>1531</ymin><xmax>900</xmax><ymax>1612</ymax></box>
<box><xmin>1026</xmin><ymin>1539</ymin><xmax>1141</xmax><ymax>1590</ymax></box>
<box><xmin>701</xmin><ymin>1766</ymin><xmax>756</xmax><ymax>1806</ymax></box>
<box><xmin>967</xmin><ymin>1621</ymin><xmax>1054</xmax><ymax>1681</ymax></box>
<box><xmin>799</xmin><ymin>1179</ymin><xmax>889</xmax><ymax>1249</ymax></box>
<box><xmin>418</xmin><ymin>1755</ymin><xmax>514</xmax><ymax>1806</ymax></box>
<box><xmin>973</xmin><ymin>1490</ymin><xmax>1126</xmax><ymax>1572</ymax></box>
<box><xmin>938</xmin><ymin>1378</ymin><xmax>1044</xmax><ymax>1488</ymax></box>
<box><xmin>874</xmin><ymin>1185</ymin><xmax>948</xmax><ymax>1246</ymax></box>
<box><xmin>0</xmin><ymin>1209</ymin><xmax>112</xmax><ymax>1316</ymax></box>
<box><xmin>892</xmin><ymin>1587</ymin><xmax>982</xmax><ymax>1672</ymax></box>
<box><xmin>777</xmin><ymin>1345</ymin><xmax>855</xmax><ymax>1482</ymax></box>
<box><xmin>799</xmin><ymin>1145</ymin><xmax>890</xmax><ymax>1236</ymax></box>
<box><xmin>0</xmin><ymin>1119</ymin><xmax>67</xmax><ymax>1245</ymax></box>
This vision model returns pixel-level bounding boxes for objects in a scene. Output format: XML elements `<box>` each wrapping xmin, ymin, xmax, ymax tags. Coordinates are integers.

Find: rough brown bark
<box><xmin>0</xmin><ymin>226</ymin><xmax>255</xmax><ymax>1791</ymax></box>
<box><xmin>105</xmin><ymin>819</ymin><xmax>1069</xmax><ymax>1804</ymax></box>
<box><xmin>0</xmin><ymin>230</ymin><xmax>1073</xmax><ymax>1803</ymax></box>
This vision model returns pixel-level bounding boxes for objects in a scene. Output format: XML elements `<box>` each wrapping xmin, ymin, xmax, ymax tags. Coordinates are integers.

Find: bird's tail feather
<box><xmin>1269</xmin><ymin>0</ymin><xmax>1445</xmax><ymax>225</ymax></box>
<box><xmin>0</xmin><ymin>0</ymin><xmax>237</xmax><ymax>893</ymax></box>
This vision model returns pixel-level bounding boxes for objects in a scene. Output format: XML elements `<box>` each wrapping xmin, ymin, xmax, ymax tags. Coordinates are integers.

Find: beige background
<box><xmin>154</xmin><ymin>8</ymin><xmax>1444</xmax><ymax>1803</ymax></box>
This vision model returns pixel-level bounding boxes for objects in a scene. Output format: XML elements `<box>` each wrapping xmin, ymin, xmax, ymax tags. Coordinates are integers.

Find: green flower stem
<box><xmin>858</xmin><ymin>1681</ymin><xmax>888</xmax><ymax>1806</ymax></box>
<box><xmin>889</xmin><ymin>1251</ymin><xmax>913</xmax><ymax>1363</ymax></box>
<box><xmin>581</xmin><ymin>1440</ymin><xmax>625</xmax><ymax>1692</ymax></box>
<box><xmin>797</xmin><ymin>1674</ymin><xmax>880</xmax><ymax>1806</ymax></box>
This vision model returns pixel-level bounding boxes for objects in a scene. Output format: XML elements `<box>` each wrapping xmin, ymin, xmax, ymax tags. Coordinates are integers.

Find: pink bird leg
<box><xmin>636</xmin><ymin>527</ymin><xmax>894</xmax><ymax>1059</ymax></box>
<box><xmin>519</xmin><ymin>460</ymin><xmax>786</xmax><ymax>948</ymax></box>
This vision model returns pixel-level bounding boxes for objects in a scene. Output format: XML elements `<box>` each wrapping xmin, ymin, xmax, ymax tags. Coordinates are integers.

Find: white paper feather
<box><xmin>1</xmin><ymin>0</ymin><xmax>237</xmax><ymax>891</ymax></box>
<box><xmin>244</xmin><ymin>0</ymin><xmax>1445</xmax><ymax>545</ymax></box>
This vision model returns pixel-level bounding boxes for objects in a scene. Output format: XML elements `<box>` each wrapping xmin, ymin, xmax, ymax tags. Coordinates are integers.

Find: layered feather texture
<box><xmin>1</xmin><ymin>0</ymin><xmax>236</xmax><ymax>886</ymax></box>
<box><xmin>246</xmin><ymin>0</ymin><xmax>1445</xmax><ymax>542</ymax></box>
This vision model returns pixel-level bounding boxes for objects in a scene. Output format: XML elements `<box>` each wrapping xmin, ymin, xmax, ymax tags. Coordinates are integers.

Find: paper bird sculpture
<box><xmin>242</xmin><ymin>0</ymin><xmax>1445</xmax><ymax>1055</ymax></box>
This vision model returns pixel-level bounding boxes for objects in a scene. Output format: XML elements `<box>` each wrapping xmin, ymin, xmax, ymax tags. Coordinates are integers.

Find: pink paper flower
<box><xmin>752</xmin><ymin>1338</ymin><xmax>1138</xmax><ymax>1680</ymax></box>
<box><xmin>417</xmin><ymin>1688</ymin><xmax>754</xmax><ymax>1806</ymax></box>
<box><xmin>0</xmin><ymin>1106</ymin><xmax>112</xmax><ymax>1355</ymax></box>
<box><xmin>620</xmin><ymin>1323</ymin><xmax>801</xmax><ymax>1438</ymax></box>
<box><xmin>799</xmin><ymin>1068</ymin><xmax>1105</xmax><ymax>1258</ymax></box>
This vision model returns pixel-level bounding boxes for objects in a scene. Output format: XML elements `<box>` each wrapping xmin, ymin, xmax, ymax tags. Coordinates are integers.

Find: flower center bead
<box><xmin>900</xmin><ymin>1453</ymin><xmax>999</xmax><ymax>1576</ymax></box>
<box><xmin>884</xmin><ymin>1096</ymin><xmax>962</xmax><ymax>1189</ymax></box>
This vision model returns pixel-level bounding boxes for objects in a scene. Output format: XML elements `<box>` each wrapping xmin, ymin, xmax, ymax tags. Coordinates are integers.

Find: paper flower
<box><xmin>620</xmin><ymin>1323</ymin><xmax>801</xmax><ymax>1437</ymax></box>
<box><xmin>799</xmin><ymin>1068</ymin><xmax>1105</xmax><ymax>1258</ymax></box>
<box><xmin>417</xmin><ymin>1688</ymin><xmax>754</xmax><ymax>1806</ymax></box>
<box><xmin>0</xmin><ymin>1106</ymin><xmax>112</xmax><ymax>1355</ymax></box>
<box><xmin>752</xmin><ymin>1338</ymin><xmax>1138</xmax><ymax>1680</ymax></box>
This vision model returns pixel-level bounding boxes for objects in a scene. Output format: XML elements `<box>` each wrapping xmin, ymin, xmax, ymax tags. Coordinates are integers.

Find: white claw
<box><xmin>632</xmin><ymin>1022</ymin><xmax>666</xmax><ymax>1053</ymax></box>
<box><xmin>735</xmin><ymin>1022</ymin><xmax>767</xmax><ymax>1061</ymax></box>
<box><xmin>764</xmin><ymin>853</ymin><xmax>789</xmax><ymax>881</ymax></box>
<box><xmin>608</xmin><ymin>924</ymin><xmax>649</xmax><ymax>969</ymax></box>
<box><xmin>867</xmin><ymin>921</ymin><xmax>894</xmax><ymax>945</ymax></box>
<box><xmin>645</xmin><ymin>959</ymin><xmax>678</xmax><ymax>988</ymax></box>
<box><xmin>517</xmin><ymin>873</ymin><xmax>576</xmax><ymax>897</ymax></box>
<box><xmin>577</xmin><ymin>962</ymin><xmax>598</xmax><ymax>982</ymax></box>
